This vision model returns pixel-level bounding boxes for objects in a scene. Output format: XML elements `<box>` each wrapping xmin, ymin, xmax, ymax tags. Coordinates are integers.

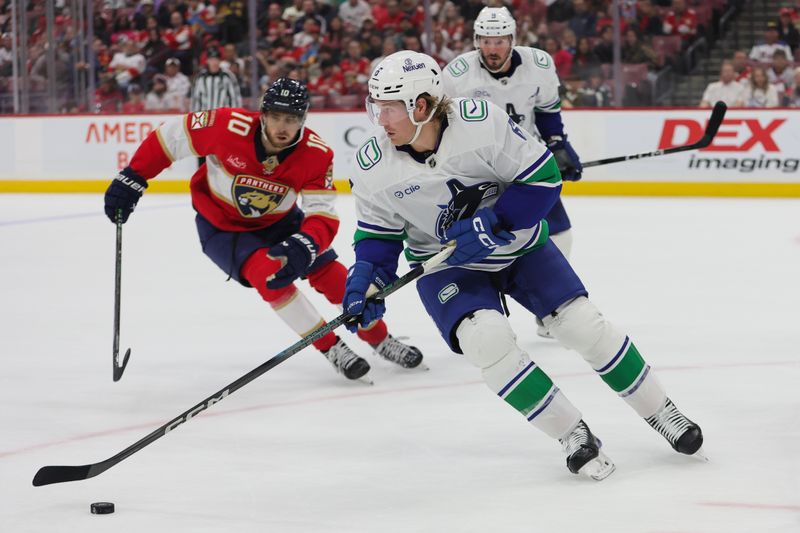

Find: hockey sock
<box><xmin>242</xmin><ymin>251</ymin><xmax>337</xmax><ymax>352</ymax></box>
<box><xmin>545</xmin><ymin>297</ymin><xmax>666</xmax><ymax>418</ymax></box>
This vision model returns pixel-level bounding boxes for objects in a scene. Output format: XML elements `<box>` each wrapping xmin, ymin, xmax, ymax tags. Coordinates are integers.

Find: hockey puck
<box><xmin>90</xmin><ymin>502</ymin><xmax>115</xmax><ymax>515</ymax></box>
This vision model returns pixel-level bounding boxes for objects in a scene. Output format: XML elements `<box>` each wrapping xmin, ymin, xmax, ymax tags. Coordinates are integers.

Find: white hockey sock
<box><xmin>270</xmin><ymin>289</ymin><xmax>326</xmax><ymax>338</ymax></box>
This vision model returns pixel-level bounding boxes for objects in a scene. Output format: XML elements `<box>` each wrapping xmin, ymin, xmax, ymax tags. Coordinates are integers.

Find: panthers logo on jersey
<box><xmin>434</xmin><ymin>178</ymin><xmax>499</xmax><ymax>239</ymax></box>
<box><xmin>232</xmin><ymin>175</ymin><xmax>289</xmax><ymax>217</ymax></box>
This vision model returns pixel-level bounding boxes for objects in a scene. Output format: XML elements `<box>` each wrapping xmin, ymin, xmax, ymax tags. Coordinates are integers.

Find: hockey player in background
<box><xmin>442</xmin><ymin>6</ymin><xmax>582</xmax><ymax>260</ymax></box>
<box><xmin>442</xmin><ymin>6</ymin><xmax>584</xmax><ymax>337</ymax></box>
<box><xmin>343</xmin><ymin>51</ymin><xmax>704</xmax><ymax>480</ymax></box>
<box><xmin>103</xmin><ymin>78</ymin><xmax>424</xmax><ymax>382</ymax></box>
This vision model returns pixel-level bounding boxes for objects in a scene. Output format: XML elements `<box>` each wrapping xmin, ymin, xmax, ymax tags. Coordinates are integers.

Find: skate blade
<box><xmin>578</xmin><ymin>450</ymin><xmax>616</xmax><ymax>481</ymax></box>
<box><xmin>690</xmin><ymin>446</ymin><xmax>709</xmax><ymax>462</ymax></box>
<box><xmin>356</xmin><ymin>375</ymin><xmax>374</xmax><ymax>386</ymax></box>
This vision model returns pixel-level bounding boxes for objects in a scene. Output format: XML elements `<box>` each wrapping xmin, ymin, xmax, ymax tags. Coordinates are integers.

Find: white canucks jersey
<box><xmin>351</xmin><ymin>98</ymin><xmax>561</xmax><ymax>272</ymax></box>
<box><xmin>441</xmin><ymin>47</ymin><xmax>561</xmax><ymax>138</ymax></box>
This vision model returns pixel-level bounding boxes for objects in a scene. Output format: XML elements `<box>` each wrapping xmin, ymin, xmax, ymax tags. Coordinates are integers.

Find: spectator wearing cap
<box><xmin>337</xmin><ymin>0</ymin><xmax>371</xmax><ymax>32</ymax></box>
<box><xmin>293</xmin><ymin>17</ymin><xmax>320</xmax><ymax>48</ymax></box>
<box><xmin>108</xmin><ymin>36</ymin><xmax>145</xmax><ymax>90</ymax></box>
<box><xmin>145</xmin><ymin>74</ymin><xmax>178</xmax><ymax>111</ymax></box>
<box><xmin>662</xmin><ymin>0</ymin><xmax>697</xmax><ymax>43</ymax></box>
<box><xmin>777</xmin><ymin>8</ymin><xmax>799</xmax><ymax>52</ymax></box>
<box><xmin>700</xmin><ymin>61</ymin><xmax>746</xmax><ymax>108</ymax></box>
<box><xmin>293</xmin><ymin>0</ymin><xmax>327</xmax><ymax>35</ymax></box>
<box><xmin>750</xmin><ymin>22</ymin><xmax>793</xmax><ymax>63</ymax></box>
<box><xmin>122</xmin><ymin>84</ymin><xmax>146</xmax><ymax>113</ymax></box>
<box><xmin>190</xmin><ymin>47</ymin><xmax>242</xmax><ymax>112</ymax></box>
<box><xmin>164</xmin><ymin>57</ymin><xmax>191</xmax><ymax>111</ymax></box>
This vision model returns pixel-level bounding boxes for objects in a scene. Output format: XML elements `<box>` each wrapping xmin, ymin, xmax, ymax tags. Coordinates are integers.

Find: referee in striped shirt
<box><xmin>191</xmin><ymin>47</ymin><xmax>242</xmax><ymax>164</ymax></box>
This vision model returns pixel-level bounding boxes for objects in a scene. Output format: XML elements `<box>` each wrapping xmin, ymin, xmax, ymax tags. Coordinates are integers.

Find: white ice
<box><xmin>0</xmin><ymin>194</ymin><xmax>798</xmax><ymax>533</ymax></box>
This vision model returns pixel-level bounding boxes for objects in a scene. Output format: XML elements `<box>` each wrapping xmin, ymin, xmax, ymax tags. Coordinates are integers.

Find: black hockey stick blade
<box><xmin>33</xmin><ymin>465</ymin><xmax>91</xmax><ymax>487</ymax></box>
<box><xmin>695</xmin><ymin>100</ymin><xmax>727</xmax><ymax>149</ymax></box>
<box><xmin>33</xmin><ymin>245</ymin><xmax>454</xmax><ymax>487</ymax></box>
<box><xmin>113</xmin><ymin>348</ymin><xmax>131</xmax><ymax>382</ymax></box>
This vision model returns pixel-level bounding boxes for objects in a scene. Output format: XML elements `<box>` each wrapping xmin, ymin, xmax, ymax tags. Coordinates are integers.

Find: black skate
<box><xmin>372</xmin><ymin>335</ymin><xmax>424</xmax><ymax>369</ymax></box>
<box><xmin>559</xmin><ymin>420</ymin><xmax>616</xmax><ymax>481</ymax></box>
<box><xmin>322</xmin><ymin>338</ymin><xmax>371</xmax><ymax>381</ymax></box>
<box><xmin>645</xmin><ymin>398</ymin><xmax>704</xmax><ymax>456</ymax></box>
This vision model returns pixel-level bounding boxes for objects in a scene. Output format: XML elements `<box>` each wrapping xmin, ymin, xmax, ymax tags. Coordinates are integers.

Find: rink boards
<box><xmin>0</xmin><ymin>107</ymin><xmax>798</xmax><ymax>197</ymax></box>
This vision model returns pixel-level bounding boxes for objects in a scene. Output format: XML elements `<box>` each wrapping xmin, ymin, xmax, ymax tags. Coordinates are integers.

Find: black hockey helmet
<box><xmin>260</xmin><ymin>78</ymin><xmax>310</xmax><ymax>118</ymax></box>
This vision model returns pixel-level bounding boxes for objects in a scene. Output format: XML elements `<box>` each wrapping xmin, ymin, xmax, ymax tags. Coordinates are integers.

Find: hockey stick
<box><xmin>32</xmin><ymin>244</ymin><xmax>454</xmax><ymax>487</ymax></box>
<box><xmin>113</xmin><ymin>209</ymin><xmax>131</xmax><ymax>382</ymax></box>
<box><xmin>582</xmin><ymin>101</ymin><xmax>727</xmax><ymax>168</ymax></box>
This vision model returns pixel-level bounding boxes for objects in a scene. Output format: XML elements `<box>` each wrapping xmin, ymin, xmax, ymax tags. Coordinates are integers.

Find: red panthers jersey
<box><xmin>127</xmin><ymin>107</ymin><xmax>339</xmax><ymax>250</ymax></box>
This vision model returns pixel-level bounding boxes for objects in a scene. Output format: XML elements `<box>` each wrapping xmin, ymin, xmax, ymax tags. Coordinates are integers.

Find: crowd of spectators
<box><xmin>701</xmin><ymin>10</ymin><xmax>800</xmax><ymax>108</ymax></box>
<box><xmin>0</xmin><ymin>0</ymin><xmax>799</xmax><ymax>113</ymax></box>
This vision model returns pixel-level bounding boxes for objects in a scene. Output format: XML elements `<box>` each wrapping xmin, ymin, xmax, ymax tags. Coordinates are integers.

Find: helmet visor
<box><xmin>366</xmin><ymin>97</ymin><xmax>410</xmax><ymax>127</ymax></box>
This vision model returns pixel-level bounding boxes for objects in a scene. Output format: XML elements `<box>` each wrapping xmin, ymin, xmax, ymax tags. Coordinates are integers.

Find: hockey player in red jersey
<box><xmin>103</xmin><ymin>78</ymin><xmax>424</xmax><ymax>381</ymax></box>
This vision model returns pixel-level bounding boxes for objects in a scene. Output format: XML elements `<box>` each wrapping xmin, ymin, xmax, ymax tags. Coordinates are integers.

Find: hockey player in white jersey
<box><xmin>342</xmin><ymin>50</ymin><xmax>704</xmax><ymax>480</ymax></box>
<box><xmin>441</xmin><ymin>6</ymin><xmax>581</xmax><ymax>260</ymax></box>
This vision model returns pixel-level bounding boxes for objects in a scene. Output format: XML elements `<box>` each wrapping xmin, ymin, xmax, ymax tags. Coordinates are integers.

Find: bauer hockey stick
<box><xmin>32</xmin><ymin>244</ymin><xmax>455</xmax><ymax>487</ymax></box>
<box><xmin>582</xmin><ymin>101</ymin><xmax>727</xmax><ymax>168</ymax></box>
<box><xmin>113</xmin><ymin>209</ymin><xmax>131</xmax><ymax>382</ymax></box>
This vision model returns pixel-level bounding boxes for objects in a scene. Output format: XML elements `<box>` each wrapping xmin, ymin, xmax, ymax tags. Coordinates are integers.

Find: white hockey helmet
<box><xmin>367</xmin><ymin>50</ymin><xmax>444</xmax><ymax>144</ymax></box>
<box><xmin>473</xmin><ymin>6</ymin><xmax>517</xmax><ymax>72</ymax></box>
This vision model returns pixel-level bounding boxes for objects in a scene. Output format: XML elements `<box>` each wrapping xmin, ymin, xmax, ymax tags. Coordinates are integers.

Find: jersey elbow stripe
<box><xmin>515</xmin><ymin>151</ymin><xmax>557</xmax><ymax>183</ymax></box>
<box><xmin>354</xmin><ymin>228</ymin><xmax>407</xmax><ymax>242</ymax></box>
<box><xmin>155</xmin><ymin>129</ymin><xmax>176</xmax><ymax>162</ymax></box>
<box><xmin>304</xmin><ymin>211</ymin><xmax>340</xmax><ymax>221</ymax></box>
<box><xmin>357</xmin><ymin>220</ymin><xmax>405</xmax><ymax>236</ymax></box>
<box><xmin>182</xmin><ymin>118</ymin><xmax>199</xmax><ymax>156</ymax></box>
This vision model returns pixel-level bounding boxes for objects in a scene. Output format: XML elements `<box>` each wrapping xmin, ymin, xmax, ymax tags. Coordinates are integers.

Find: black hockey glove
<box><xmin>267</xmin><ymin>232</ymin><xmax>319</xmax><ymax>289</ymax></box>
<box><xmin>104</xmin><ymin>168</ymin><xmax>148</xmax><ymax>224</ymax></box>
<box><xmin>546</xmin><ymin>135</ymin><xmax>583</xmax><ymax>181</ymax></box>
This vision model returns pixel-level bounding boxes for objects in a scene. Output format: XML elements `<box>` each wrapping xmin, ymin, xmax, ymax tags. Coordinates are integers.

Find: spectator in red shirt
<box><xmin>400</xmin><ymin>0</ymin><xmax>425</xmax><ymax>31</ymax></box>
<box><xmin>163</xmin><ymin>10</ymin><xmax>194</xmax><ymax>74</ymax></box>
<box><xmin>374</xmin><ymin>0</ymin><xmax>404</xmax><ymax>33</ymax></box>
<box><xmin>95</xmin><ymin>76</ymin><xmax>124</xmax><ymax>113</ymax></box>
<box><xmin>307</xmin><ymin>58</ymin><xmax>344</xmax><ymax>95</ymax></box>
<box><xmin>544</xmin><ymin>37</ymin><xmax>573</xmax><ymax>79</ymax></box>
<box><xmin>122</xmin><ymin>84</ymin><xmax>146</xmax><ymax>113</ymax></box>
<box><xmin>340</xmin><ymin>40</ymin><xmax>370</xmax><ymax>83</ymax></box>
<box><xmin>663</xmin><ymin>0</ymin><xmax>697</xmax><ymax>42</ymax></box>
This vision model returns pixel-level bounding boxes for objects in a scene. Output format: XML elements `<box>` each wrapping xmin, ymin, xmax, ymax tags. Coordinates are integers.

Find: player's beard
<box><xmin>482</xmin><ymin>49</ymin><xmax>511</xmax><ymax>72</ymax></box>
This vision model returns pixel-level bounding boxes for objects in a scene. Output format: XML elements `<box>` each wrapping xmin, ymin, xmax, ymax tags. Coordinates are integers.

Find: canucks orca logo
<box><xmin>434</xmin><ymin>179</ymin><xmax>499</xmax><ymax>239</ymax></box>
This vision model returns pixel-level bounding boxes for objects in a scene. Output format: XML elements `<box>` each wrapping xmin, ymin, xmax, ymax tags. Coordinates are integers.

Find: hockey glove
<box><xmin>442</xmin><ymin>208</ymin><xmax>515</xmax><ymax>266</ymax></box>
<box><xmin>104</xmin><ymin>169</ymin><xmax>148</xmax><ymax>223</ymax></box>
<box><xmin>266</xmin><ymin>232</ymin><xmax>319</xmax><ymax>289</ymax></box>
<box><xmin>546</xmin><ymin>135</ymin><xmax>583</xmax><ymax>181</ymax></box>
<box><xmin>343</xmin><ymin>261</ymin><xmax>396</xmax><ymax>333</ymax></box>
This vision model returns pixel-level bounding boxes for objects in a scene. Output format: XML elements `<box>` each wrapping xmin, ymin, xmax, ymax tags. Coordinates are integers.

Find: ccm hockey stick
<box><xmin>33</xmin><ymin>244</ymin><xmax>454</xmax><ymax>487</ymax></box>
<box><xmin>582</xmin><ymin>101</ymin><xmax>727</xmax><ymax>168</ymax></box>
<box><xmin>113</xmin><ymin>209</ymin><xmax>131</xmax><ymax>382</ymax></box>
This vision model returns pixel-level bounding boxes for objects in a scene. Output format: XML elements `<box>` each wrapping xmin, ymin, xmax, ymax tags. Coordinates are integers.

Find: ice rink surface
<box><xmin>1</xmin><ymin>193</ymin><xmax>798</xmax><ymax>533</ymax></box>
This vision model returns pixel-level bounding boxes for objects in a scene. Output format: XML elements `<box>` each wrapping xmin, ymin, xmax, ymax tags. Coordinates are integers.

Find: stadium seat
<box><xmin>622</xmin><ymin>63</ymin><xmax>649</xmax><ymax>84</ymax></box>
<box><xmin>310</xmin><ymin>94</ymin><xmax>327</xmax><ymax>109</ymax></box>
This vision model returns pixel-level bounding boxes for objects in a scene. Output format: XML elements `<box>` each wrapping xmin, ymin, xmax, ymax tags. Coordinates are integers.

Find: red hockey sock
<box><xmin>313</xmin><ymin>332</ymin><xmax>338</xmax><ymax>352</ymax></box>
<box><xmin>306</xmin><ymin>260</ymin><xmax>346</xmax><ymax>304</ymax></box>
<box><xmin>357</xmin><ymin>320</ymin><xmax>388</xmax><ymax>346</ymax></box>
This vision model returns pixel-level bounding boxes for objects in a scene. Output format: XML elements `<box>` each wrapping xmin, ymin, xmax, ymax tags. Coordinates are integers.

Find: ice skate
<box><xmin>559</xmin><ymin>420</ymin><xmax>616</xmax><ymax>481</ymax></box>
<box><xmin>645</xmin><ymin>398</ymin><xmax>705</xmax><ymax>458</ymax></box>
<box><xmin>372</xmin><ymin>335</ymin><xmax>426</xmax><ymax>369</ymax></box>
<box><xmin>322</xmin><ymin>337</ymin><xmax>372</xmax><ymax>383</ymax></box>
